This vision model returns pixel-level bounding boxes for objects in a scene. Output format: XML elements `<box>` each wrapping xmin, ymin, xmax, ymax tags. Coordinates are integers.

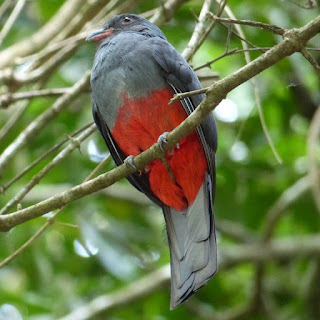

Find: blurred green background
<box><xmin>0</xmin><ymin>0</ymin><xmax>319</xmax><ymax>319</ymax></box>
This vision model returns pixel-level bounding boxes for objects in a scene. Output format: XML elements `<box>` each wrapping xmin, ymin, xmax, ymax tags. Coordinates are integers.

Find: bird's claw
<box><xmin>158</xmin><ymin>132</ymin><xmax>169</xmax><ymax>152</ymax></box>
<box><xmin>124</xmin><ymin>155</ymin><xmax>136</xmax><ymax>169</ymax></box>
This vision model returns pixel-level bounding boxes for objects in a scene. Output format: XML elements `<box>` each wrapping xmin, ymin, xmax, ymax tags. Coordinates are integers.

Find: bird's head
<box><xmin>86</xmin><ymin>14</ymin><xmax>166</xmax><ymax>43</ymax></box>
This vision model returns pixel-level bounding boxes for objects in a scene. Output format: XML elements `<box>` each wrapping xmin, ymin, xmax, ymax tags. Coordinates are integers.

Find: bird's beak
<box><xmin>86</xmin><ymin>28</ymin><xmax>114</xmax><ymax>42</ymax></box>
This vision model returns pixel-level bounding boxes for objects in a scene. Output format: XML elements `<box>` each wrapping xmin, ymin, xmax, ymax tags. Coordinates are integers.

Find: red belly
<box><xmin>112</xmin><ymin>88</ymin><xmax>207</xmax><ymax>210</ymax></box>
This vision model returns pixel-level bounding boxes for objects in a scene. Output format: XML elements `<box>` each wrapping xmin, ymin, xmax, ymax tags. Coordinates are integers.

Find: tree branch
<box><xmin>0</xmin><ymin>0</ymin><xmax>26</xmax><ymax>46</ymax></box>
<box><xmin>183</xmin><ymin>0</ymin><xmax>228</xmax><ymax>61</ymax></box>
<box><xmin>0</xmin><ymin>0</ymin><xmax>87</xmax><ymax>68</ymax></box>
<box><xmin>182</xmin><ymin>0</ymin><xmax>212</xmax><ymax>60</ymax></box>
<box><xmin>0</xmin><ymin>122</ymin><xmax>94</xmax><ymax>194</ymax></box>
<box><xmin>0</xmin><ymin>124</ymin><xmax>96</xmax><ymax>215</ymax></box>
<box><xmin>263</xmin><ymin>175</ymin><xmax>311</xmax><ymax>240</ymax></box>
<box><xmin>307</xmin><ymin>104</ymin><xmax>320</xmax><ymax>212</ymax></box>
<box><xmin>0</xmin><ymin>15</ymin><xmax>319</xmax><ymax>231</ymax></box>
<box><xmin>0</xmin><ymin>71</ymin><xmax>91</xmax><ymax>176</ymax></box>
<box><xmin>0</xmin><ymin>88</ymin><xmax>74</xmax><ymax>109</ymax></box>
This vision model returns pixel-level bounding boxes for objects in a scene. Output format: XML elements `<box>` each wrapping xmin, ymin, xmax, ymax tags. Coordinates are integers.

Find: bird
<box><xmin>86</xmin><ymin>13</ymin><xmax>218</xmax><ymax>309</ymax></box>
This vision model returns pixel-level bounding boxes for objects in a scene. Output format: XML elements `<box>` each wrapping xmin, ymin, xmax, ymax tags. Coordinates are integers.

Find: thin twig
<box><xmin>183</xmin><ymin>0</ymin><xmax>228</xmax><ymax>62</ymax></box>
<box><xmin>285</xmin><ymin>0</ymin><xmax>317</xmax><ymax>9</ymax></box>
<box><xmin>223</xmin><ymin>3</ymin><xmax>282</xmax><ymax>163</ymax></box>
<box><xmin>182</xmin><ymin>0</ymin><xmax>212</xmax><ymax>60</ymax></box>
<box><xmin>301</xmin><ymin>47</ymin><xmax>320</xmax><ymax>80</ymax></box>
<box><xmin>218</xmin><ymin>21</ymin><xmax>267</xmax><ymax>53</ymax></box>
<box><xmin>83</xmin><ymin>154</ymin><xmax>111</xmax><ymax>182</ymax></box>
<box><xmin>0</xmin><ymin>211</ymin><xmax>58</xmax><ymax>269</ymax></box>
<box><xmin>170</xmin><ymin>87</ymin><xmax>208</xmax><ymax>103</ymax></box>
<box><xmin>225</xmin><ymin>20</ymin><xmax>232</xmax><ymax>53</ymax></box>
<box><xmin>302</xmin><ymin>258</ymin><xmax>320</xmax><ymax>319</ymax></box>
<box><xmin>216</xmin><ymin>219</ymin><xmax>257</xmax><ymax>243</ymax></box>
<box><xmin>16</xmin><ymin>32</ymin><xmax>86</xmax><ymax>68</ymax></box>
<box><xmin>0</xmin><ymin>124</ymin><xmax>96</xmax><ymax>215</ymax></box>
<box><xmin>0</xmin><ymin>71</ymin><xmax>91</xmax><ymax>176</ymax></box>
<box><xmin>0</xmin><ymin>142</ymin><xmax>110</xmax><ymax>269</ymax></box>
<box><xmin>194</xmin><ymin>47</ymin><xmax>272</xmax><ymax>71</ymax></box>
<box><xmin>58</xmin><ymin>265</ymin><xmax>171</xmax><ymax>320</ymax></box>
<box><xmin>93</xmin><ymin>0</ymin><xmax>140</xmax><ymax>28</ymax></box>
<box><xmin>221</xmin><ymin>8</ymin><xmax>272</xmax><ymax>313</ymax></box>
<box><xmin>0</xmin><ymin>88</ymin><xmax>74</xmax><ymax>109</ymax></box>
<box><xmin>0</xmin><ymin>0</ymin><xmax>26</xmax><ymax>46</ymax></box>
<box><xmin>207</xmin><ymin>13</ymin><xmax>285</xmax><ymax>35</ymax></box>
<box><xmin>0</xmin><ymin>122</ymin><xmax>94</xmax><ymax>194</ymax></box>
<box><xmin>263</xmin><ymin>176</ymin><xmax>310</xmax><ymax>240</ymax></box>
<box><xmin>0</xmin><ymin>0</ymin><xmax>14</xmax><ymax>22</ymax></box>
<box><xmin>16</xmin><ymin>0</ymin><xmax>127</xmax><ymax>69</ymax></box>
<box><xmin>253</xmin><ymin>78</ymin><xmax>283</xmax><ymax>164</ymax></box>
<box><xmin>26</xmin><ymin>0</ymin><xmax>113</xmax><ymax>71</ymax></box>
<box><xmin>0</xmin><ymin>0</ymin><xmax>87</xmax><ymax>69</ymax></box>
<box><xmin>0</xmin><ymin>100</ymin><xmax>28</xmax><ymax>141</ymax></box>
<box><xmin>220</xmin><ymin>234</ymin><xmax>320</xmax><ymax>267</ymax></box>
<box><xmin>307</xmin><ymin>105</ymin><xmax>320</xmax><ymax>212</ymax></box>
<box><xmin>0</xmin><ymin>42</ymin><xmax>80</xmax><ymax>87</ymax></box>
<box><xmin>186</xmin><ymin>298</ymin><xmax>253</xmax><ymax>320</ymax></box>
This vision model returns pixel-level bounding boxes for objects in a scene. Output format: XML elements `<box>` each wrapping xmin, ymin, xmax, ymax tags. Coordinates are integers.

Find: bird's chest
<box><xmin>91</xmin><ymin>44</ymin><xmax>167</xmax><ymax>130</ymax></box>
<box><xmin>111</xmin><ymin>88</ymin><xmax>187</xmax><ymax>155</ymax></box>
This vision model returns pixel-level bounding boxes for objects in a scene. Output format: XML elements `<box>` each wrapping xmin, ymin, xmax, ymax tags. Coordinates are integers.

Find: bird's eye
<box><xmin>122</xmin><ymin>16</ymin><xmax>132</xmax><ymax>24</ymax></box>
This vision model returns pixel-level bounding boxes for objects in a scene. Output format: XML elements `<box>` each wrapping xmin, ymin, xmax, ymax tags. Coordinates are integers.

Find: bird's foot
<box><xmin>157</xmin><ymin>132</ymin><xmax>169</xmax><ymax>152</ymax></box>
<box><xmin>157</xmin><ymin>132</ymin><xmax>177</xmax><ymax>183</ymax></box>
<box><xmin>124</xmin><ymin>155</ymin><xmax>136</xmax><ymax>169</ymax></box>
<box><xmin>157</xmin><ymin>132</ymin><xmax>180</xmax><ymax>155</ymax></box>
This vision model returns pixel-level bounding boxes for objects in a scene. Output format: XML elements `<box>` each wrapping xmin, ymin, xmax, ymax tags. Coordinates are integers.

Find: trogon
<box><xmin>87</xmin><ymin>14</ymin><xmax>218</xmax><ymax>309</ymax></box>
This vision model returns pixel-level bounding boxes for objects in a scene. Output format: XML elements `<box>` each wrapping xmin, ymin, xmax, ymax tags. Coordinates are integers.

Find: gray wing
<box><xmin>151</xmin><ymin>38</ymin><xmax>218</xmax><ymax>152</ymax></box>
<box><xmin>151</xmin><ymin>38</ymin><xmax>218</xmax><ymax>308</ymax></box>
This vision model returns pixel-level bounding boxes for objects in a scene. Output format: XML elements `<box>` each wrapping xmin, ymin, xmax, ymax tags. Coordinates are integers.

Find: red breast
<box><xmin>112</xmin><ymin>88</ymin><xmax>207</xmax><ymax>210</ymax></box>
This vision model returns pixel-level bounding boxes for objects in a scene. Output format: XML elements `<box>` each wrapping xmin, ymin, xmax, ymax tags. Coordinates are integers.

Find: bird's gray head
<box><xmin>86</xmin><ymin>14</ymin><xmax>167</xmax><ymax>43</ymax></box>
